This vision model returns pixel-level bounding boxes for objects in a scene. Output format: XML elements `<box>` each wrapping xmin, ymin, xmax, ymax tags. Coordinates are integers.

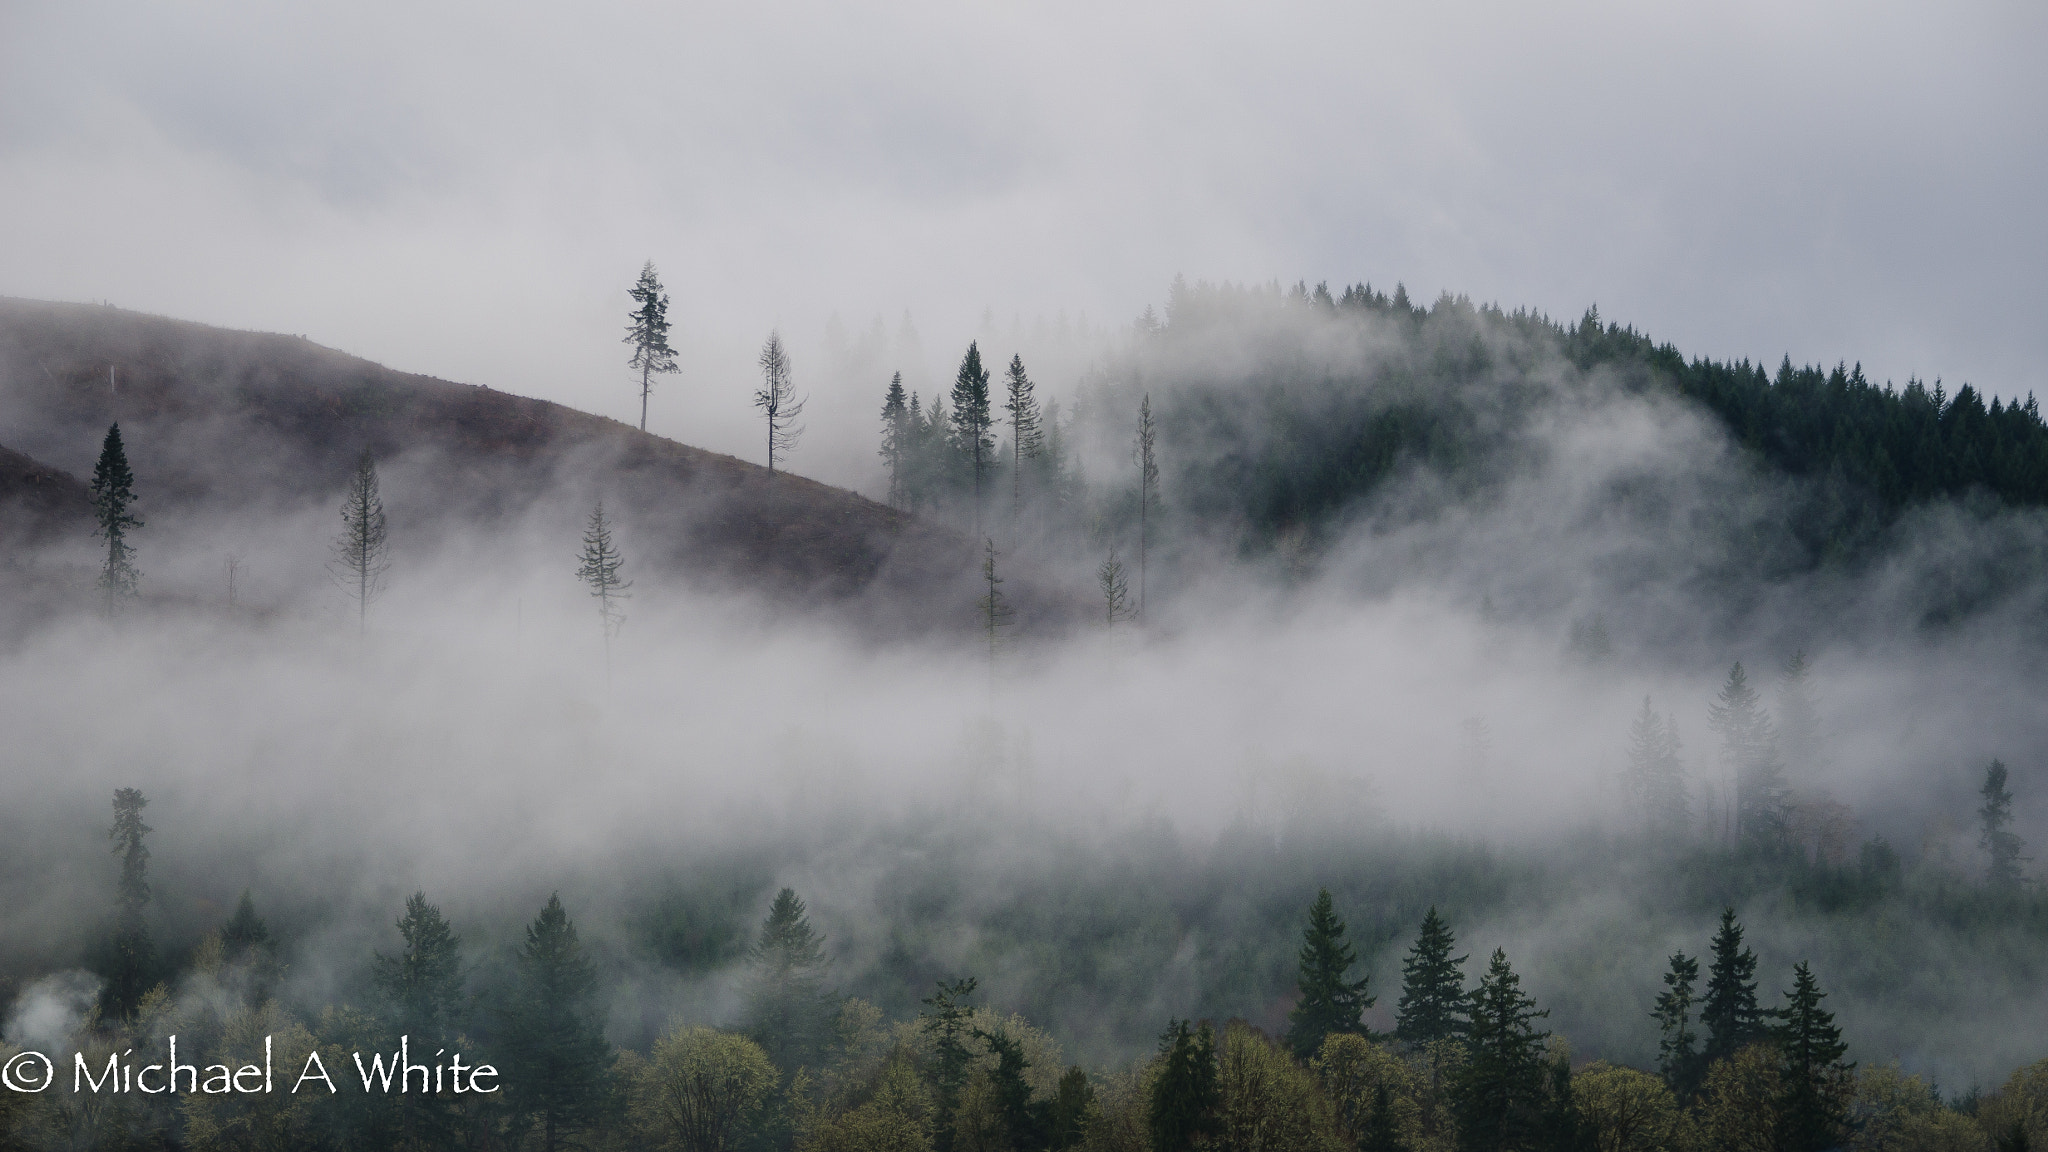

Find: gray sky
<box><xmin>3</xmin><ymin>0</ymin><xmax>2043</xmax><ymax>470</ymax></box>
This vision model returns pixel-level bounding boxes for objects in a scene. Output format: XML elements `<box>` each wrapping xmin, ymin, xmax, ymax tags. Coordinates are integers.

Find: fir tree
<box><xmin>1395</xmin><ymin>906</ymin><xmax>1468</xmax><ymax>1044</ymax></box>
<box><xmin>1003</xmin><ymin>354</ymin><xmax>1043</xmax><ymax>520</ymax></box>
<box><xmin>1709</xmin><ymin>663</ymin><xmax>1787</xmax><ymax>849</ymax></box>
<box><xmin>1451</xmin><ymin>949</ymin><xmax>1550</xmax><ymax>1152</ymax></box>
<box><xmin>1135</xmin><ymin>394</ymin><xmax>1159</xmax><ymax>618</ymax></box>
<box><xmin>1650</xmin><ymin>951</ymin><xmax>1701</xmax><ymax>1097</ymax></box>
<box><xmin>1771</xmin><ymin>962</ymin><xmax>1852</xmax><ymax>1152</ymax></box>
<box><xmin>1046</xmin><ymin>1065</ymin><xmax>1097</xmax><ymax>1151</ymax></box>
<box><xmin>880</xmin><ymin>372</ymin><xmax>910</xmax><ymax>507</ymax></box>
<box><xmin>372</xmin><ymin>892</ymin><xmax>466</xmax><ymax>1150</ymax></box>
<box><xmin>919</xmin><ymin>976</ymin><xmax>979</xmax><ymax>1152</ymax></box>
<box><xmin>625</xmin><ymin>261</ymin><xmax>679</xmax><ymax>432</ymax></box>
<box><xmin>755</xmin><ymin>331</ymin><xmax>806</xmax><ymax>474</ymax></box>
<box><xmin>330</xmin><ymin>447</ymin><xmax>390</xmax><ymax>635</ymax></box>
<box><xmin>501</xmin><ymin>893</ymin><xmax>616</xmax><ymax>1152</ymax></box>
<box><xmin>89</xmin><ymin>424</ymin><xmax>142</xmax><ymax>611</ymax></box>
<box><xmin>1536</xmin><ymin>1049</ymin><xmax>1594</xmax><ymax>1152</ymax></box>
<box><xmin>1700</xmin><ymin>908</ymin><xmax>1764</xmax><ymax>1062</ymax></box>
<box><xmin>950</xmin><ymin>343</ymin><xmax>994</xmax><ymax>533</ymax></box>
<box><xmin>101</xmin><ymin>787</ymin><xmax>154</xmax><ymax>1021</ymax></box>
<box><xmin>574</xmin><ymin>500</ymin><xmax>631</xmax><ymax>682</ymax></box>
<box><xmin>1357</xmin><ymin>1082</ymin><xmax>1407</xmax><ymax>1152</ymax></box>
<box><xmin>974</xmin><ymin>1025</ymin><xmax>1047</xmax><ymax>1152</ymax></box>
<box><xmin>1098</xmin><ymin>549</ymin><xmax>1132</xmax><ymax>628</ymax></box>
<box><xmin>1287</xmin><ymin>888</ymin><xmax>1375</xmax><ymax>1057</ymax></box>
<box><xmin>1624</xmin><ymin>697</ymin><xmax>1689</xmax><ymax>831</ymax></box>
<box><xmin>1981</xmin><ymin>759</ymin><xmax>2025</xmax><ymax>890</ymax></box>
<box><xmin>742</xmin><ymin>888</ymin><xmax>833</xmax><ymax>1077</ymax></box>
<box><xmin>1149</xmin><ymin>1020</ymin><xmax>1219</xmax><ymax>1152</ymax></box>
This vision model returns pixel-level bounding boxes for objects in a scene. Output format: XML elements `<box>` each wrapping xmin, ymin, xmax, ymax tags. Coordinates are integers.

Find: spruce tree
<box><xmin>1451</xmin><ymin>949</ymin><xmax>1549</xmax><ymax>1152</ymax></box>
<box><xmin>755</xmin><ymin>331</ymin><xmax>806</xmax><ymax>474</ymax></box>
<box><xmin>330</xmin><ymin>448</ymin><xmax>390</xmax><ymax>634</ymax></box>
<box><xmin>742</xmin><ymin>888</ymin><xmax>833</xmax><ymax>1077</ymax></box>
<box><xmin>1149</xmin><ymin>1020</ymin><xmax>1219</xmax><ymax>1152</ymax></box>
<box><xmin>574</xmin><ymin>500</ymin><xmax>631</xmax><ymax>681</ymax></box>
<box><xmin>1650</xmin><ymin>951</ymin><xmax>1701</xmax><ymax>1097</ymax></box>
<box><xmin>1771</xmin><ymin>962</ymin><xmax>1851</xmax><ymax>1152</ymax></box>
<box><xmin>372</xmin><ymin>892</ymin><xmax>466</xmax><ymax>1150</ymax></box>
<box><xmin>1981</xmin><ymin>759</ymin><xmax>2025</xmax><ymax>890</ymax></box>
<box><xmin>880</xmin><ymin>372</ymin><xmax>910</xmax><ymax>507</ymax></box>
<box><xmin>1003</xmin><ymin>354</ymin><xmax>1043</xmax><ymax>520</ymax></box>
<box><xmin>1708</xmin><ymin>663</ymin><xmax>1787</xmax><ymax>848</ymax></box>
<box><xmin>89</xmin><ymin>423</ymin><xmax>142</xmax><ymax>611</ymax></box>
<box><xmin>1135</xmin><ymin>394</ymin><xmax>1159</xmax><ymax>618</ymax></box>
<box><xmin>500</xmin><ymin>893</ymin><xmax>616</xmax><ymax>1152</ymax></box>
<box><xmin>1624</xmin><ymin>697</ymin><xmax>1689</xmax><ymax>832</ymax></box>
<box><xmin>1395</xmin><ymin>906</ymin><xmax>1468</xmax><ymax>1044</ymax></box>
<box><xmin>919</xmin><ymin>976</ymin><xmax>979</xmax><ymax>1152</ymax></box>
<box><xmin>1700</xmin><ymin>908</ymin><xmax>1764</xmax><ymax>1063</ymax></box>
<box><xmin>1287</xmin><ymin>888</ymin><xmax>1375</xmax><ymax>1057</ymax></box>
<box><xmin>625</xmin><ymin>261</ymin><xmax>679</xmax><ymax>432</ymax></box>
<box><xmin>101</xmin><ymin>787</ymin><xmax>154</xmax><ymax>1021</ymax></box>
<box><xmin>950</xmin><ymin>343</ymin><xmax>994</xmax><ymax>533</ymax></box>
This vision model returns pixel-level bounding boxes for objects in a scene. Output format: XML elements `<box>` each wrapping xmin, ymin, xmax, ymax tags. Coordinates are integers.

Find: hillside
<box><xmin>0</xmin><ymin>298</ymin><xmax>1041</xmax><ymax>628</ymax></box>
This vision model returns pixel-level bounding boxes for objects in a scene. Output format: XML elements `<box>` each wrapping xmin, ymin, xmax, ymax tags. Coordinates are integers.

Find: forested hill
<box><xmin>1147</xmin><ymin>279</ymin><xmax>2048</xmax><ymax>562</ymax></box>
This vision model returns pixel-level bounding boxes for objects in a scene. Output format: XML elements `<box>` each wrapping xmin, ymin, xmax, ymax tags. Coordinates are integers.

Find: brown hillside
<box><xmin>0</xmin><ymin>443</ymin><xmax>91</xmax><ymax>545</ymax></box>
<box><xmin>0</xmin><ymin>298</ymin><xmax>1059</xmax><ymax>629</ymax></box>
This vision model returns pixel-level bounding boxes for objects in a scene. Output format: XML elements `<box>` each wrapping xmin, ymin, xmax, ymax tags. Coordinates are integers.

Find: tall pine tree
<box><xmin>1149</xmin><ymin>1020</ymin><xmax>1219</xmax><ymax>1152</ymax></box>
<box><xmin>1003</xmin><ymin>354</ymin><xmax>1043</xmax><ymax>521</ymax></box>
<box><xmin>1650</xmin><ymin>951</ymin><xmax>1702</xmax><ymax>1098</ymax></box>
<box><xmin>1981</xmin><ymin>759</ymin><xmax>2025</xmax><ymax>890</ymax></box>
<box><xmin>742</xmin><ymin>888</ymin><xmax>833</xmax><ymax>1077</ymax></box>
<box><xmin>919</xmin><ymin>976</ymin><xmax>979</xmax><ymax>1152</ymax></box>
<box><xmin>373</xmin><ymin>892</ymin><xmax>467</xmax><ymax>1149</ymax></box>
<box><xmin>1700</xmin><ymin>908</ymin><xmax>1765</xmax><ymax>1063</ymax></box>
<box><xmin>1395</xmin><ymin>906</ymin><xmax>1467</xmax><ymax>1044</ymax></box>
<box><xmin>1287</xmin><ymin>888</ymin><xmax>1375</xmax><ymax>1057</ymax></box>
<box><xmin>1451</xmin><ymin>949</ymin><xmax>1549</xmax><ymax>1152</ymax></box>
<box><xmin>950</xmin><ymin>343</ymin><xmax>994</xmax><ymax>534</ymax></box>
<box><xmin>100</xmin><ymin>787</ymin><xmax>154</xmax><ymax>1021</ymax></box>
<box><xmin>880</xmin><ymin>372</ymin><xmax>910</xmax><ymax>508</ymax></box>
<box><xmin>89</xmin><ymin>424</ymin><xmax>142</xmax><ymax>612</ymax></box>
<box><xmin>1771</xmin><ymin>962</ymin><xmax>1852</xmax><ymax>1152</ymax></box>
<box><xmin>500</xmin><ymin>893</ymin><xmax>616</xmax><ymax>1152</ymax></box>
<box><xmin>625</xmin><ymin>261</ymin><xmax>679</xmax><ymax>432</ymax></box>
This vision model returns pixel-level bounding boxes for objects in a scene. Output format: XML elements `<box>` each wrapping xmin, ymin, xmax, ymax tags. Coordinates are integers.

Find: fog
<box><xmin>4</xmin><ymin>287</ymin><xmax>2047</xmax><ymax>1091</ymax></box>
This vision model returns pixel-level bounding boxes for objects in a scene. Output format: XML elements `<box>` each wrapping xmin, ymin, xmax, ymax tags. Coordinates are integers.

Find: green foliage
<box><xmin>919</xmin><ymin>976</ymin><xmax>980</xmax><ymax>1152</ymax></box>
<box><xmin>1395</xmin><ymin>907</ymin><xmax>1467</xmax><ymax>1045</ymax></box>
<box><xmin>88</xmin><ymin>422</ymin><xmax>141</xmax><ymax>607</ymax></box>
<box><xmin>1700</xmin><ymin>908</ymin><xmax>1765</xmax><ymax>1064</ymax></box>
<box><xmin>1771</xmin><ymin>962</ymin><xmax>1852</xmax><ymax>1152</ymax></box>
<box><xmin>1287</xmin><ymin>888</ymin><xmax>1375</xmax><ymax>1057</ymax></box>
<box><xmin>951</xmin><ymin>343</ymin><xmax>994</xmax><ymax>530</ymax></box>
<box><xmin>1213</xmin><ymin>1021</ymin><xmax>1343</xmax><ymax>1152</ymax></box>
<box><xmin>1450</xmin><ymin>948</ymin><xmax>1549</xmax><ymax>1152</ymax></box>
<box><xmin>1046</xmin><ymin>1064</ymin><xmax>1098</xmax><ymax>1151</ymax></box>
<box><xmin>1648</xmin><ymin>951</ymin><xmax>1701</xmax><ymax>1098</ymax></box>
<box><xmin>632</xmin><ymin>1023</ymin><xmax>777</xmax><ymax>1152</ymax></box>
<box><xmin>1150</xmin><ymin>1020</ymin><xmax>1219</xmax><ymax>1152</ymax></box>
<box><xmin>1571</xmin><ymin>1062</ymin><xmax>1695</xmax><ymax>1152</ymax></box>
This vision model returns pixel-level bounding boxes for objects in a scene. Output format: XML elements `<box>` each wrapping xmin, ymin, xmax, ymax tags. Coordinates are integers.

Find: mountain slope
<box><xmin>0</xmin><ymin>298</ymin><xmax>1045</xmax><ymax>628</ymax></box>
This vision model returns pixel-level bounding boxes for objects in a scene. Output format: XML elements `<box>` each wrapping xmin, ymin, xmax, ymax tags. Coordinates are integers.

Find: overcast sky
<box><xmin>3</xmin><ymin>1</ymin><xmax>2043</xmax><ymax>467</ymax></box>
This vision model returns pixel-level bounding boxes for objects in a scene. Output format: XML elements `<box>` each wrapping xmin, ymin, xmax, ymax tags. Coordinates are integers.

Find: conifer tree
<box><xmin>1536</xmin><ymin>1049</ymin><xmax>1594</xmax><ymax>1152</ymax></box>
<box><xmin>1287</xmin><ymin>888</ymin><xmax>1375</xmax><ymax>1057</ymax></box>
<box><xmin>1709</xmin><ymin>663</ymin><xmax>1787</xmax><ymax>849</ymax></box>
<box><xmin>330</xmin><ymin>448</ymin><xmax>390</xmax><ymax>635</ymax></box>
<box><xmin>501</xmin><ymin>893</ymin><xmax>616</xmax><ymax>1152</ymax></box>
<box><xmin>1395</xmin><ymin>907</ymin><xmax>1468</xmax><ymax>1044</ymax></box>
<box><xmin>101</xmin><ymin>787</ymin><xmax>154</xmax><ymax>1021</ymax></box>
<box><xmin>1046</xmin><ymin>1065</ymin><xmax>1097</xmax><ymax>1152</ymax></box>
<box><xmin>974</xmin><ymin>1025</ymin><xmax>1047</xmax><ymax>1152</ymax></box>
<box><xmin>1357</xmin><ymin>1082</ymin><xmax>1407</xmax><ymax>1152</ymax></box>
<box><xmin>372</xmin><ymin>892</ymin><xmax>466</xmax><ymax>1150</ymax></box>
<box><xmin>1003</xmin><ymin>354</ymin><xmax>1043</xmax><ymax>520</ymax></box>
<box><xmin>1098</xmin><ymin>550</ymin><xmax>1132</xmax><ymax>628</ymax></box>
<box><xmin>950</xmin><ymin>343</ymin><xmax>994</xmax><ymax>533</ymax></box>
<box><xmin>1981</xmin><ymin>759</ymin><xmax>2025</xmax><ymax>890</ymax></box>
<box><xmin>1700</xmin><ymin>908</ymin><xmax>1764</xmax><ymax>1062</ymax></box>
<box><xmin>1650</xmin><ymin>951</ymin><xmax>1701</xmax><ymax>1097</ymax></box>
<box><xmin>1135</xmin><ymin>394</ymin><xmax>1159</xmax><ymax>618</ymax></box>
<box><xmin>880</xmin><ymin>372</ymin><xmax>910</xmax><ymax>507</ymax></box>
<box><xmin>1149</xmin><ymin>1020</ymin><xmax>1219</xmax><ymax>1152</ymax></box>
<box><xmin>742</xmin><ymin>888</ymin><xmax>833</xmax><ymax>1077</ymax></box>
<box><xmin>755</xmin><ymin>331</ymin><xmax>806</xmax><ymax>474</ymax></box>
<box><xmin>1451</xmin><ymin>949</ymin><xmax>1550</xmax><ymax>1152</ymax></box>
<box><xmin>574</xmin><ymin>500</ymin><xmax>631</xmax><ymax>681</ymax></box>
<box><xmin>220</xmin><ymin>889</ymin><xmax>281</xmax><ymax>1005</ymax></box>
<box><xmin>919</xmin><ymin>976</ymin><xmax>979</xmax><ymax>1152</ymax></box>
<box><xmin>625</xmin><ymin>261</ymin><xmax>679</xmax><ymax>432</ymax></box>
<box><xmin>979</xmin><ymin>538</ymin><xmax>1014</xmax><ymax>684</ymax></box>
<box><xmin>1624</xmin><ymin>697</ymin><xmax>1689</xmax><ymax>831</ymax></box>
<box><xmin>1770</xmin><ymin>962</ymin><xmax>1852</xmax><ymax>1152</ymax></box>
<box><xmin>89</xmin><ymin>423</ymin><xmax>142</xmax><ymax>611</ymax></box>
